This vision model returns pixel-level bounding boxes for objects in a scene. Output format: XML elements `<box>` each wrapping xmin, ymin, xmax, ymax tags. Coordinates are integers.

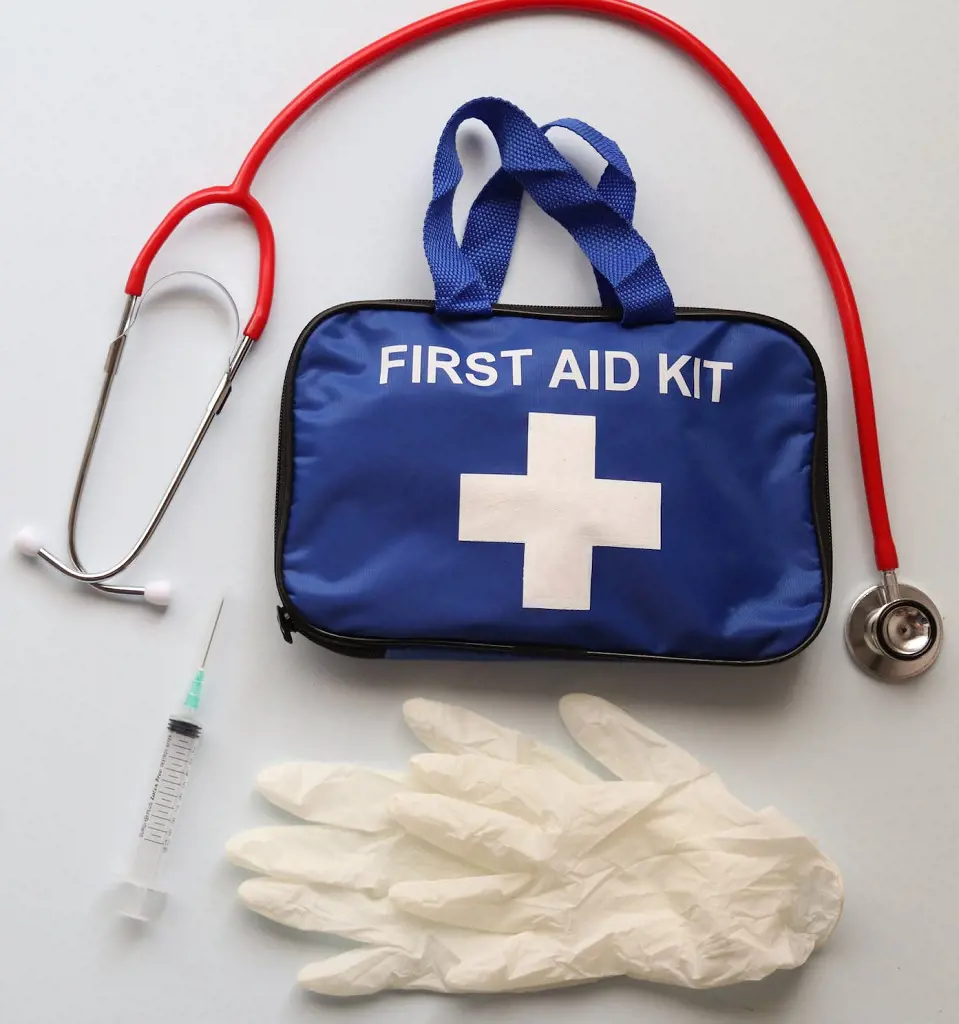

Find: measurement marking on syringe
<box><xmin>120</xmin><ymin>598</ymin><xmax>222</xmax><ymax>922</ymax></box>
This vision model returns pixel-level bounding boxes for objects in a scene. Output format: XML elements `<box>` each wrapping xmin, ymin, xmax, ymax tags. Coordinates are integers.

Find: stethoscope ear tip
<box><xmin>13</xmin><ymin>526</ymin><xmax>42</xmax><ymax>558</ymax></box>
<box><xmin>144</xmin><ymin>580</ymin><xmax>173</xmax><ymax>607</ymax></box>
<box><xmin>13</xmin><ymin>526</ymin><xmax>172</xmax><ymax>607</ymax></box>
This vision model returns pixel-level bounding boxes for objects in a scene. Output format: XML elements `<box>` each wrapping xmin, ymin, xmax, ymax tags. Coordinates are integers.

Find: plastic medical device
<box><xmin>12</xmin><ymin>0</ymin><xmax>941</xmax><ymax>679</ymax></box>
<box><xmin>119</xmin><ymin>600</ymin><xmax>224</xmax><ymax>921</ymax></box>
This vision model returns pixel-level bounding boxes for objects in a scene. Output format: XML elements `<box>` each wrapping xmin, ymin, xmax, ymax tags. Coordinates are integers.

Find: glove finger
<box><xmin>410</xmin><ymin>752</ymin><xmax>575</xmax><ymax>824</ymax></box>
<box><xmin>226</xmin><ymin>826</ymin><xmax>472</xmax><ymax>894</ymax></box>
<box><xmin>298</xmin><ymin>947</ymin><xmax>447</xmax><ymax>997</ymax></box>
<box><xmin>237</xmin><ymin>877</ymin><xmax>419</xmax><ymax>947</ymax></box>
<box><xmin>400</xmin><ymin>768</ymin><xmax>669</xmax><ymax>863</ymax></box>
<box><xmin>227</xmin><ymin>826</ymin><xmax>390</xmax><ymax>891</ymax></box>
<box><xmin>404</xmin><ymin>698</ymin><xmax>599</xmax><ymax>783</ymax></box>
<box><xmin>303</xmin><ymin>934</ymin><xmax>597</xmax><ymax>996</ymax></box>
<box><xmin>560</xmin><ymin>696</ymin><xmax>772</xmax><ymax>834</ymax></box>
<box><xmin>389</xmin><ymin>791</ymin><xmax>550</xmax><ymax>872</ymax></box>
<box><xmin>255</xmin><ymin>763</ymin><xmax>408</xmax><ymax>832</ymax></box>
<box><xmin>390</xmin><ymin>874</ymin><xmax>573</xmax><ymax>933</ymax></box>
<box><xmin>442</xmin><ymin>933</ymin><xmax>592</xmax><ymax>993</ymax></box>
<box><xmin>559</xmin><ymin>694</ymin><xmax>707</xmax><ymax>784</ymax></box>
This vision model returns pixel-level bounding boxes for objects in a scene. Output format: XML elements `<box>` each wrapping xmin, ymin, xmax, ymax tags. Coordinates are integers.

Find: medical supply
<box><xmin>12</xmin><ymin>0</ymin><xmax>940</xmax><ymax>678</ymax></box>
<box><xmin>226</xmin><ymin>694</ymin><xmax>843</xmax><ymax>995</ymax></box>
<box><xmin>275</xmin><ymin>96</ymin><xmax>829</xmax><ymax>664</ymax></box>
<box><xmin>119</xmin><ymin>600</ymin><xmax>224</xmax><ymax>921</ymax></box>
<box><xmin>15</xmin><ymin>272</ymin><xmax>243</xmax><ymax>606</ymax></box>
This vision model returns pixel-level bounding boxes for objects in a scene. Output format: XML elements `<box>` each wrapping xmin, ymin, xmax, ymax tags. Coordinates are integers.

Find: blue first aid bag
<box><xmin>275</xmin><ymin>97</ymin><xmax>830</xmax><ymax>663</ymax></box>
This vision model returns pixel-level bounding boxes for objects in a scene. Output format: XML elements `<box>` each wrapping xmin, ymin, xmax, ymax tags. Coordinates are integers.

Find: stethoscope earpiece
<box><xmin>13</xmin><ymin>274</ymin><xmax>246</xmax><ymax>607</ymax></box>
<box><xmin>846</xmin><ymin>572</ymin><xmax>942</xmax><ymax>681</ymax></box>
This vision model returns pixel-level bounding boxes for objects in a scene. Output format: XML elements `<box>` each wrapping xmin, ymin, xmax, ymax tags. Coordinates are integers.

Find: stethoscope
<box><xmin>12</xmin><ymin>0</ymin><xmax>942</xmax><ymax>681</ymax></box>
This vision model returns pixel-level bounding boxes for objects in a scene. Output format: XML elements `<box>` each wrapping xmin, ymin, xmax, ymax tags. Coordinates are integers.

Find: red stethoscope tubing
<box><xmin>124</xmin><ymin>0</ymin><xmax>897</xmax><ymax>573</ymax></box>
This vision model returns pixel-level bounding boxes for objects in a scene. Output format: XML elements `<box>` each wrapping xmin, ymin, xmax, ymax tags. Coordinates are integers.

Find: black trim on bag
<box><xmin>274</xmin><ymin>300</ymin><xmax>832</xmax><ymax>664</ymax></box>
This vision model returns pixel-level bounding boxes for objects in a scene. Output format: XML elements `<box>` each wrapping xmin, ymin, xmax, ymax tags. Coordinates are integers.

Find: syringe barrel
<box><xmin>139</xmin><ymin>719</ymin><xmax>200</xmax><ymax>846</ymax></box>
<box><xmin>121</xmin><ymin>719</ymin><xmax>201</xmax><ymax>920</ymax></box>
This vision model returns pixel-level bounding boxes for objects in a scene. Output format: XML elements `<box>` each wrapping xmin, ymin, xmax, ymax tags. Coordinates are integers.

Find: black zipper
<box><xmin>273</xmin><ymin>299</ymin><xmax>832</xmax><ymax>663</ymax></box>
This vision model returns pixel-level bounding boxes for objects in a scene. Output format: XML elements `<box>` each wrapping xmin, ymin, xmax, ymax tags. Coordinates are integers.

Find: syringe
<box><xmin>119</xmin><ymin>599</ymin><xmax>224</xmax><ymax>921</ymax></box>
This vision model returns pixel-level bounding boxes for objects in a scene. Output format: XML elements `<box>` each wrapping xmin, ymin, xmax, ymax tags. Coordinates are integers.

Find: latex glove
<box><xmin>226</xmin><ymin>698</ymin><xmax>600</xmax><ymax>994</ymax></box>
<box><xmin>227</xmin><ymin>695</ymin><xmax>842</xmax><ymax>996</ymax></box>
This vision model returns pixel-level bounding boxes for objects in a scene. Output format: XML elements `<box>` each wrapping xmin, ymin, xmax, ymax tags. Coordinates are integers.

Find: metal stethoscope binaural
<box><xmin>13</xmin><ymin>0</ymin><xmax>942</xmax><ymax>681</ymax></box>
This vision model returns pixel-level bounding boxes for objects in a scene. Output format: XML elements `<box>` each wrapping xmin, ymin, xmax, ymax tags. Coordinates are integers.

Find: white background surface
<box><xmin>1</xmin><ymin>1</ymin><xmax>957</xmax><ymax>1020</ymax></box>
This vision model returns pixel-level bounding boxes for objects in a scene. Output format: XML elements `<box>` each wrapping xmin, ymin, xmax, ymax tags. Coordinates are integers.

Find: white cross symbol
<box><xmin>458</xmin><ymin>412</ymin><xmax>662</xmax><ymax>611</ymax></box>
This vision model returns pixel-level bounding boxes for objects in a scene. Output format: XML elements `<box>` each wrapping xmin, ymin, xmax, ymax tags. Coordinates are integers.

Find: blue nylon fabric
<box><xmin>423</xmin><ymin>97</ymin><xmax>674</xmax><ymax>325</ymax></box>
<box><xmin>462</xmin><ymin>118</ymin><xmax>636</xmax><ymax>309</ymax></box>
<box><xmin>281</xmin><ymin>307</ymin><xmax>825</xmax><ymax>661</ymax></box>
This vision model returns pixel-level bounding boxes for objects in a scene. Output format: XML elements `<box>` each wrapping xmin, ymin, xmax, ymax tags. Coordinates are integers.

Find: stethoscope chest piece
<box><xmin>846</xmin><ymin>572</ymin><xmax>942</xmax><ymax>681</ymax></box>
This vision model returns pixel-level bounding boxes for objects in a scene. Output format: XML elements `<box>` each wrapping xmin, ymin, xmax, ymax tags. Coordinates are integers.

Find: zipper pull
<box><xmin>276</xmin><ymin>606</ymin><xmax>296</xmax><ymax>644</ymax></box>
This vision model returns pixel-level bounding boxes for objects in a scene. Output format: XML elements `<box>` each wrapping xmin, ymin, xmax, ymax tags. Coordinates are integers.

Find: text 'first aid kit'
<box><xmin>274</xmin><ymin>97</ymin><xmax>831</xmax><ymax>664</ymax></box>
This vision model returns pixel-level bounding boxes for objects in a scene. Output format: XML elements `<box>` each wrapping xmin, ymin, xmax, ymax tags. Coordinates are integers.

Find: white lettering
<box><xmin>465</xmin><ymin>351</ymin><xmax>498</xmax><ymax>387</ymax></box>
<box><xmin>549</xmin><ymin>349</ymin><xmax>587</xmax><ymax>390</ymax></box>
<box><xmin>659</xmin><ymin>354</ymin><xmax>691</xmax><ymax>397</ymax></box>
<box><xmin>605</xmin><ymin>351</ymin><xmax>640</xmax><ymax>391</ymax></box>
<box><xmin>427</xmin><ymin>346</ymin><xmax>462</xmax><ymax>384</ymax></box>
<box><xmin>703</xmin><ymin>360</ymin><xmax>734</xmax><ymax>403</ymax></box>
<box><xmin>380</xmin><ymin>345</ymin><xmax>407</xmax><ymax>385</ymax></box>
<box><xmin>500</xmin><ymin>348</ymin><xmax>534</xmax><ymax>386</ymax></box>
<box><xmin>411</xmin><ymin>344</ymin><xmax>423</xmax><ymax>384</ymax></box>
<box><xmin>382</xmin><ymin>345</ymin><xmax>728</xmax><ymax>397</ymax></box>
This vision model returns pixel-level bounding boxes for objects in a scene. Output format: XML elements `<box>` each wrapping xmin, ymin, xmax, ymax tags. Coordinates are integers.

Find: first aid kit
<box><xmin>274</xmin><ymin>96</ymin><xmax>830</xmax><ymax>664</ymax></box>
<box><xmin>18</xmin><ymin>1</ymin><xmax>940</xmax><ymax>681</ymax></box>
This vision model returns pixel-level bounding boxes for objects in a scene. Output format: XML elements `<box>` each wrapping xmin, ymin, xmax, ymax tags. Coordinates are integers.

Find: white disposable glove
<box><xmin>226</xmin><ymin>695</ymin><xmax>842</xmax><ymax>996</ymax></box>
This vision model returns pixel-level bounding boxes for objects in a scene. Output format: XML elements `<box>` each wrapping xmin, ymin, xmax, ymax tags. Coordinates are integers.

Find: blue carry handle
<box><xmin>462</xmin><ymin>118</ymin><xmax>637</xmax><ymax>310</ymax></box>
<box><xmin>423</xmin><ymin>96</ymin><xmax>674</xmax><ymax>325</ymax></box>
